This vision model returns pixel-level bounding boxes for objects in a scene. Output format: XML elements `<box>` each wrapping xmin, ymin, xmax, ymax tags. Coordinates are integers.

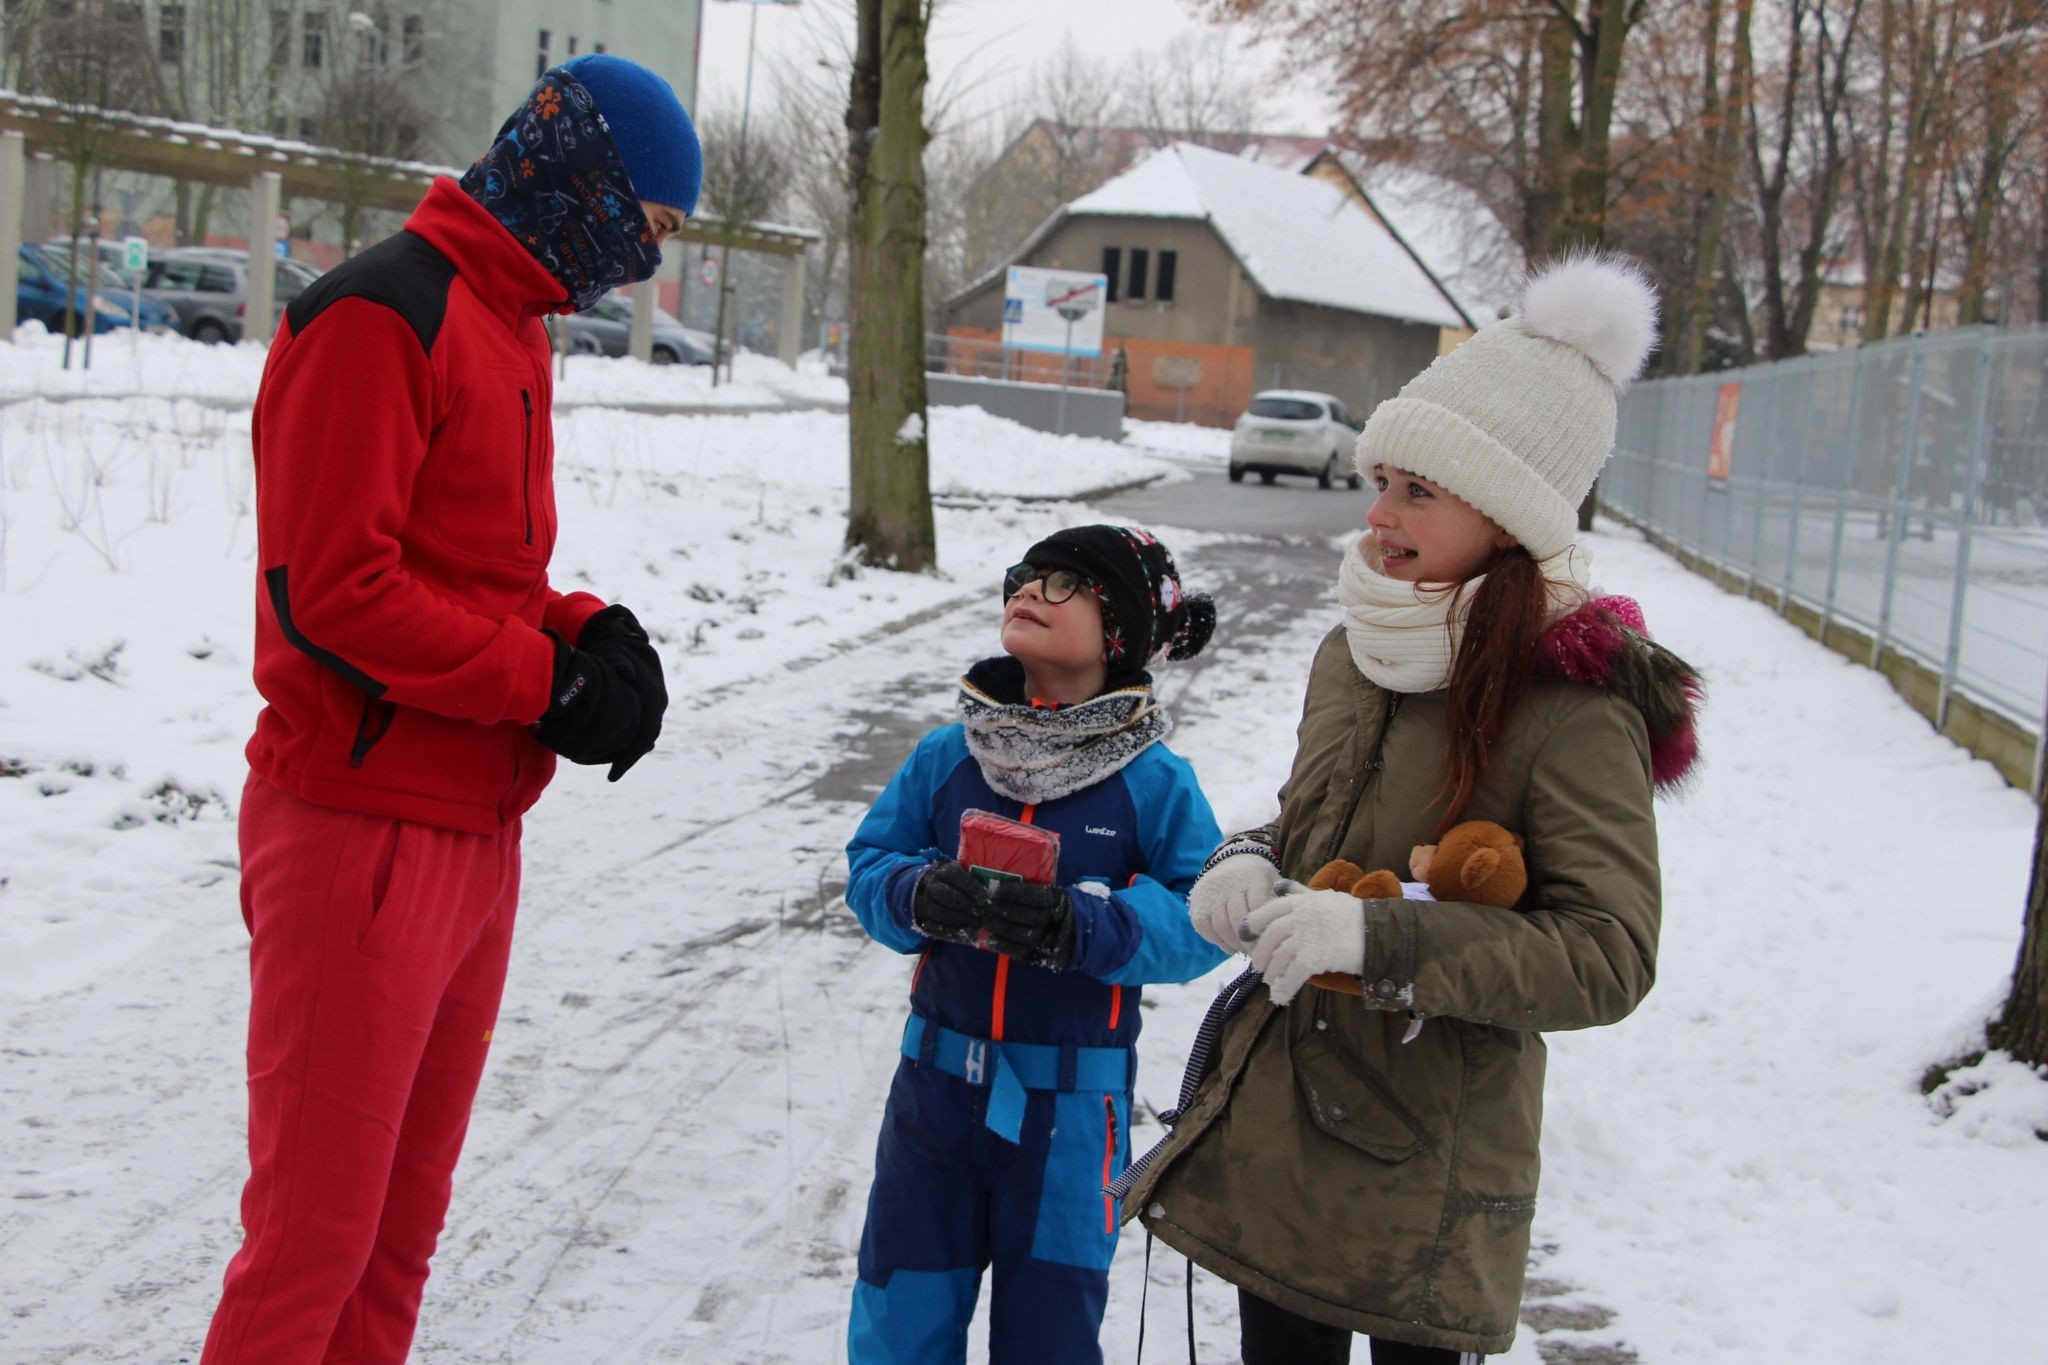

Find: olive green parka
<box><xmin>1121</xmin><ymin>609</ymin><xmax>1698</xmax><ymax>1356</ymax></box>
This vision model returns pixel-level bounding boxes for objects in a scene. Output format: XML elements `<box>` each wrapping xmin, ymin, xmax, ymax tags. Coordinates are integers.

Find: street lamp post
<box><xmin>709</xmin><ymin>0</ymin><xmax>799</xmax><ymax>387</ymax></box>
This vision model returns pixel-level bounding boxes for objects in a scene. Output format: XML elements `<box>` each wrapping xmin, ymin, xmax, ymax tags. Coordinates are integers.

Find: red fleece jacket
<box><xmin>245</xmin><ymin>179</ymin><xmax>604</xmax><ymax>833</ymax></box>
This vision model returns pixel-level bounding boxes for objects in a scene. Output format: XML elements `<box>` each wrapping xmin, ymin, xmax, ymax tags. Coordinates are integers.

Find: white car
<box><xmin>1228</xmin><ymin>390</ymin><xmax>1365</xmax><ymax>490</ymax></box>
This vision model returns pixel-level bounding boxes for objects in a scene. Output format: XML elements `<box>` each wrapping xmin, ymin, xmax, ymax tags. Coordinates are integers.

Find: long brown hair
<box><xmin>1432</xmin><ymin>545</ymin><xmax>1552</xmax><ymax>833</ymax></box>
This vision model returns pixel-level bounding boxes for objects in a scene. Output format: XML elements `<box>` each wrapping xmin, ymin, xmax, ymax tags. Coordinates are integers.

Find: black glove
<box><xmin>578</xmin><ymin>605</ymin><xmax>667</xmax><ymax>781</ymax></box>
<box><xmin>980</xmin><ymin>879</ymin><xmax>1078</xmax><ymax>971</ymax></box>
<box><xmin>910</xmin><ymin>862</ymin><xmax>1077</xmax><ymax>971</ymax></box>
<box><xmin>535</xmin><ymin>633</ymin><xmax>642</xmax><ymax>767</ymax></box>
<box><xmin>910</xmin><ymin>861</ymin><xmax>990</xmax><ymax>944</ymax></box>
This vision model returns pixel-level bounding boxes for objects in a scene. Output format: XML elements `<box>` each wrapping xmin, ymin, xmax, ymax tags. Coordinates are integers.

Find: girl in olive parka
<box><xmin>1116</xmin><ymin>255</ymin><xmax>1702</xmax><ymax>1364</ymax></box>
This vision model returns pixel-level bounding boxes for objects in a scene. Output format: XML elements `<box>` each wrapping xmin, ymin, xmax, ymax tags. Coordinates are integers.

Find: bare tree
<box><xmin>1847</xmin><ymin>0</ymin><xmax>1965</xmax><ymax>340</ymax></box>
<box><xmin>1121</xmin><ymin>31</ymin><xmax>1273</xmax><ymax>149</ymax></box>
<box><xmin>769</xmin><ymin>51</ymin><xmax>857</xmax><ymax>354</ymax></box>
<box><xmin>1744</xmin><ymin>0</ymin><xmax>1864</xmax><ymax>359</ymax></box>
<box><xmin>1678</xmin><ymin>0</ymin><xmax>1754</xmax><ymax>373</ymax></box>
<box><xmin>313</xmin><ymin>7</ymin><xmax>434</xmax><ymax>255</ymax></box>
<box><xmin>1945</xmin><ymin>0</ymin><xmax>2048</xmax><ymax>325</ymax></box>
<box><xmin>844</xmin><ymin>0</ymin><xmax>935</xmax><ymax>571</ymax></box>
<box><xmin>695</xmin><ymin>104</ymin><xmax>796</xmax><ymax>379</ymax></box>
<box><xmin>16</xmin><ymin>2</ymin><xmax>153</xmax><ymax>353</ymax></box>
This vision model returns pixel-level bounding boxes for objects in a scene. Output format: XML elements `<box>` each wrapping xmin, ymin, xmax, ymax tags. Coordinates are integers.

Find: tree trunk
<box><xmin>1988</xmin><ymin>797</ymin><xmax>2048</xmax><ymax>1066</ymax></box>
<box><xmin>1528</xmin><ymin>14</ymin><xmax>1575</xmax><ymax>261</ymax></box>
<box><xmin>1956</xmin><ymin>71</ymin><xmax>2019</xmax><ymax>326</ymax></box>
<box><xmin>844</xmin><ymin>0</ymin><xmax>935</xmax><ymax>572</ymax></box>
<box><xmin>1560</xmin><ymin>0</ymin><xmax>1633</xmax><ymax>250</ymax></box>
<box><xmin>2035</xmin><ymin>165</ymin><xmax>2048</xmax><ymax>326</ymax></box>
<box><xmin>1679</xmin><ymin>0</ymin><xmax>1753</xmax><ymax>375</ymax></box>
<box><xmin>1783</xmin><ymin>0</ymin><xmax>1861</xmax><ymax>356</ymax></box>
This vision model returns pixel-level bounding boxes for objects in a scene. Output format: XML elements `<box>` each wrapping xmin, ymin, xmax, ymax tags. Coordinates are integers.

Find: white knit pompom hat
<box><xmin>1354</xmin><ymin>251</ymin><xmax>1659</xmax><ymax>560</ymax></box>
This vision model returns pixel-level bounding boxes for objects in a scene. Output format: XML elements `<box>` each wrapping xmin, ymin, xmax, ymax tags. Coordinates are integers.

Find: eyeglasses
<box><xmin>1003</xmin><ymin>563</ymin><xmax>1087</xmax><ymax>604</ymax></box>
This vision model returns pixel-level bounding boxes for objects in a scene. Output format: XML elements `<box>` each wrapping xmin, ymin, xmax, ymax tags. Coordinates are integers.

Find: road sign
<box><xmin>1002</xmin><ymin>266</ymin><xmax>1106</xmax><ymax>357</ymax></box>
<box><xmin>121</xmin><ymin>236</ymin><xmax>148</xmax><ymax>274</ymax></box>
<box><xmin>700</xmin><ymin>254</ymin><xmax>720</xmax><ymax>287</ymax></box>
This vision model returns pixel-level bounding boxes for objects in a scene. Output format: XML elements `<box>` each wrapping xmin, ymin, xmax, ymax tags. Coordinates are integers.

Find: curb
<box><xmin>933</xmin><ymin>470</ymin><xmax>1171</xmax><ymax>509</ymax></box>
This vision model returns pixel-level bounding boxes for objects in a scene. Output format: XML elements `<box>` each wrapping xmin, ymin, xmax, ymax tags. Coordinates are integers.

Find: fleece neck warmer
<box><xmin>956</xmin><ymin>657</ymin><xmax>1170</xmax><ymax>805</ymax></box>
<box><xmin>459</xmin><ymin>68</ymin><xmax>663</xmax><ymax>314</ymax></box>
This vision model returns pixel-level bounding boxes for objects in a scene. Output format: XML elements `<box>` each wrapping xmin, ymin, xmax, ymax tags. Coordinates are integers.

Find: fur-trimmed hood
<box><xmin>1538</xmin><ymin>594</ymin><xmax>1703</xmax><ymax>791</ymax></box>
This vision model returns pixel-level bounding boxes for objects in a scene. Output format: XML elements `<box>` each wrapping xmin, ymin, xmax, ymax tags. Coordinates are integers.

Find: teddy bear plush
<box><xmin>1304</xmin><ymin>820</ymin><xmax>1527</xmax><ymax>998</ymax></box>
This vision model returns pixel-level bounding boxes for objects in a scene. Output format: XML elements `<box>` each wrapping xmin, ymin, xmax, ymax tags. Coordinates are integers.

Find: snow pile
<box><xmin>1124</xmin><ymin>417</ymin><xmax>1234</xmax><ymax>464</ymax></box>
<box><xmin>1069</xmin><ymin>143</ymin><xmax>1468</xmax><ymax>330</ymax></box>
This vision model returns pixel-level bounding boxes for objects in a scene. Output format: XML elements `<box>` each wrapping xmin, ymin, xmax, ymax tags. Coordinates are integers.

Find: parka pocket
<box><xmin>1292</xmin><ymin>1027</ymin><xmax>1433</xmax><ymax>1163</ymax></box>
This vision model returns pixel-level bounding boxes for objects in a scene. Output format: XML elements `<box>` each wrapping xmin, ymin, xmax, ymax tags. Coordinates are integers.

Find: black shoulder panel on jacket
<box><xmin>283</xmin><ymin>230</ymin><xmax>456</xmax><ymax>353</ymax></box>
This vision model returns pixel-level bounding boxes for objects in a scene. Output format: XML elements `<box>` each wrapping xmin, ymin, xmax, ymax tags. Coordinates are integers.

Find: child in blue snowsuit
<box><xmin>845</xmin><ymin>525</ymin><xmax>1230</xmax><ymax>1364</ymax></box>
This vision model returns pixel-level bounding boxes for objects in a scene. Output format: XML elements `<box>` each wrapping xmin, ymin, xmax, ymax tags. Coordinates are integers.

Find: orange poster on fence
<box><xmin>1707</xmin><ymin>381</ymin><xmax>1740</xmax><ymax>483</ymax></box>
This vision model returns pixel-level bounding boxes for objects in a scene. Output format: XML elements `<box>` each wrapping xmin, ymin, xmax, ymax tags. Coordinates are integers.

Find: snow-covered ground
<box><xmin>2</xmin><ymin>320</ymin><xmax>848</xmax><ymax>411</ymax></box>
<box><xmin>1</xmin><ymin>384</ymin><xmax>2043</xmax><ymax>1363</ymax></box>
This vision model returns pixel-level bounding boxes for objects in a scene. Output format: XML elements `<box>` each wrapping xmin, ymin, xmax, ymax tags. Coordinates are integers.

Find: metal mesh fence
<box><xmin>1606</xmin><ymin>326</ymin><xmax>2048</xmax><ymax>774</ymax></box>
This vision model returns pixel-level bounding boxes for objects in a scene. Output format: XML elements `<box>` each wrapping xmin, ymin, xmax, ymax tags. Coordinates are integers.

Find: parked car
<box><xmin>14</xmin><ymin>244</ymin><xmax>178</xmax><ymax>336</ymax></box>
<box><xmin>561</xmin><ymin>290</ymin><xmax>715</xmax><ymax>365</ymax></box>
<box><xmin>141</xmin><ymin>248</ymin><xmax>322</xmax><ymax>344</ymax></box>
<box><xmin>1227</xmin><ymin>390</ymin><xmax>1365</xmax><ymax>489</ymax></box>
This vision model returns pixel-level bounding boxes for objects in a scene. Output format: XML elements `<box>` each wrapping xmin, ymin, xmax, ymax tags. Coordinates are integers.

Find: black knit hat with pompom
<box><xmin>1021</xmin><ymin>524</ymin><xmax>1216</xmax><ymax>671</ymax></box>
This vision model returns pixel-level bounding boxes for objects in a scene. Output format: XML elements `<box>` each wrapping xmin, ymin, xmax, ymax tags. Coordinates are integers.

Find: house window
<box><xmin>297</xmin><ymin>114</ymin><xmax>319</xmax><ymax>141</ymax></box>
<box><xmin>1101</xmin><ymin>247</ymin><xmax>1122</xmax><ymax>304</ymax></box>
<box><xmin>1156</xmin><ymin>250</ymin><xmax>1177</xmax><ymax>303</ymax></box>
<box><xmin>567</xmin><ymin>34</ymin><xmax>578</xmax><ymax>55</ymax></box>
<box><xmin>271</xmin><ymin>8</ymin><xmax>291</xmax><ymax>66</ymax></box>
<box><xmin>302</xmin><ymin>9</ymin><xmax>325</xmax><ymax>69</ymax></box>
<box><xmin>594</xmin><ymin>41</ymin><xmax>606</xmax><ymax>53</ymax></box>
<box><xmin>536</xmin><ymin>27</ymin><xmax>551</xmax><ymax>78</ymax></box>
<box><xmin>1128</xmin><ymin>248</ymin><xmax>1150</xmax><ymax>303</ymax></box>
<box><xmin>158</xmin><ymin>2</ymin><xmax>185</xmax><ymax>63</ymax></box>
<box><xmin>401</xmin><ymin>15</ymin><xmax>423</xmax><ymax>64</ymax></box>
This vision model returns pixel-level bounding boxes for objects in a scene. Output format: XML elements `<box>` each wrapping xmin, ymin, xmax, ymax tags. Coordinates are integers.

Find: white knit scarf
<box><xmin>1337</xmin><ymin>533</ymin><xmax>1594</xmax><ymax>692</ymax></box>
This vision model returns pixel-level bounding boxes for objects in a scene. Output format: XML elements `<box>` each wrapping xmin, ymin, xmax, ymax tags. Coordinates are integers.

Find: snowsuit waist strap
<box><xmin>901</xmin><ymin>1014</ymin><xmax>1132</xmax><ymax>1097</ymax></box>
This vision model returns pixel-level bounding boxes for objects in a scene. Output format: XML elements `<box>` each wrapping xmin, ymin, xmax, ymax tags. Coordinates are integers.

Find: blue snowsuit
<box><xmin>845</xmin><ymin>715</ymin><xmax>1225</xmax><ymax>1364</ymax></box>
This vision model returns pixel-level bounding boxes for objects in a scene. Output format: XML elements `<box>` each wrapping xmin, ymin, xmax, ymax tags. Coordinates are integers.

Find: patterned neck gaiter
<box><xmin>459</xmin><ymin>69</ymin><xmax>665</xmax><ymax>314</ymax></box>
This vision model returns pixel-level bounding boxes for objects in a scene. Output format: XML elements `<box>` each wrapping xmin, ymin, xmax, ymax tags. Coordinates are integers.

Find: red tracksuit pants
<box><xmin>203</xmin><ymin>774</ymin><xmax>521</xmax><ymax>1364</ymax></box>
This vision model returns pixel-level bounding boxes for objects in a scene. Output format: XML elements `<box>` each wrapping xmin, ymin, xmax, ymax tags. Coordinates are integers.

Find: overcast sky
<box><xmin>692</xmin><ymin>0</ymin><xmax>1340</xmax><ymax>143</ymax></box>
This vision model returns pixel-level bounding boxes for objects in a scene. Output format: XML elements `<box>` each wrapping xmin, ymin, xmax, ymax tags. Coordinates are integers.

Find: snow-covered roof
<box><xmin>1064</xmin><ymin>143</ymin><xmax>1469</xmax><ymax>331</ymax></box>
<box><xmin>1339</xmin><ymin>158</ymin><xmax>1524</xmax><ymax>324</ymax></box>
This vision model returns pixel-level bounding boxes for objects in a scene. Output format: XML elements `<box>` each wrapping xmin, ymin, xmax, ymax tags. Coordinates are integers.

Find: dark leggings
<box><xmin>1238</xmin><ymin>1288</ymin><xmax>1481</xmax><ymax>1365</ymax></box>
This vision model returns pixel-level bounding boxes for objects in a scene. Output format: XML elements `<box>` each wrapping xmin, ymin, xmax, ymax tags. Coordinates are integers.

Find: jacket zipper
<box><xmin>520</xmin><ymin>389</ymin><xmax>535</xmax><ymax>546</ymax></box>
<box><xmin>1323</xmin><ymin>691</ymin><xmax>1400</xmax><ymax>866</ymax></box>
<box><xmin>347</xmin><ymin>696</ymin><xmax>395</xmax><ymax>768</ymax></box>
<box><xmin>1101</xmin><ymin>1095</ymin><xmax>1119</xmax><ymax>1234</ymax></box>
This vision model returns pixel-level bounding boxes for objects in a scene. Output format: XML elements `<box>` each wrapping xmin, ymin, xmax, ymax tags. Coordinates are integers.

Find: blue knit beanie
<box><xmin>559</xmin><ymin>54</ymin><xmax>702</xmax><ymax>215</ymax></box>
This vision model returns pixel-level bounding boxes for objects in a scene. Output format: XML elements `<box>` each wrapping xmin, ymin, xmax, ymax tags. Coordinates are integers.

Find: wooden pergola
<box><xmin>1</xmin><ymin>87</ymin><xmax>815</xmax><ymax>359</ymax></box>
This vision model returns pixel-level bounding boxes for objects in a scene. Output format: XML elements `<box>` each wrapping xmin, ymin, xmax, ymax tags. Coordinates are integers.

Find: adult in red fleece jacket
<box><xmin>202</xmin><ymin>57</ymin><xmax>700</xmax><ymax>1364</ymax></box>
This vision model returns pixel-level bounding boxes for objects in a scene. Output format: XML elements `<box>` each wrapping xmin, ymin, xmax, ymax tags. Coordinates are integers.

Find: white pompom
<box><xmin>1518</xmin><ymin>251</ymin><xmax>1659</xmax><ymax>391</ymax></box>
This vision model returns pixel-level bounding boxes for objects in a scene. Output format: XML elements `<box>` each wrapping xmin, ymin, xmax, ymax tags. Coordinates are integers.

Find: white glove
<box><xmin>1188</xmin><ymin>853</ymin><xmax>1279</xmax><ymax>954</ymax></box>
<box><xmin>1243</xmin><ymin>889</ymin><xmax>1367</xmax><ymax>1006</ymax></box>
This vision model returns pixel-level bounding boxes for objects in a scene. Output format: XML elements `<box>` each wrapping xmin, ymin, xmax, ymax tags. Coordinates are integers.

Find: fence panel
<box><xmin>1607</xmin><ymin>327</ymin><xmax>2048</xmax><ymax>781</ymax></box>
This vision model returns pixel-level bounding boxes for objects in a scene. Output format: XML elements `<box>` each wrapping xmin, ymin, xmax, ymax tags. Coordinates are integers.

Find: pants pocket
<box><xmin>1029</xmin><ymin>1089</ymin><xmax>1128</xmax><ymax>1270</ymax></box>
<box><xmin>351</xmin><ymin>815</ymin><xmax>413</xmax><ymax>958</ymax></box>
